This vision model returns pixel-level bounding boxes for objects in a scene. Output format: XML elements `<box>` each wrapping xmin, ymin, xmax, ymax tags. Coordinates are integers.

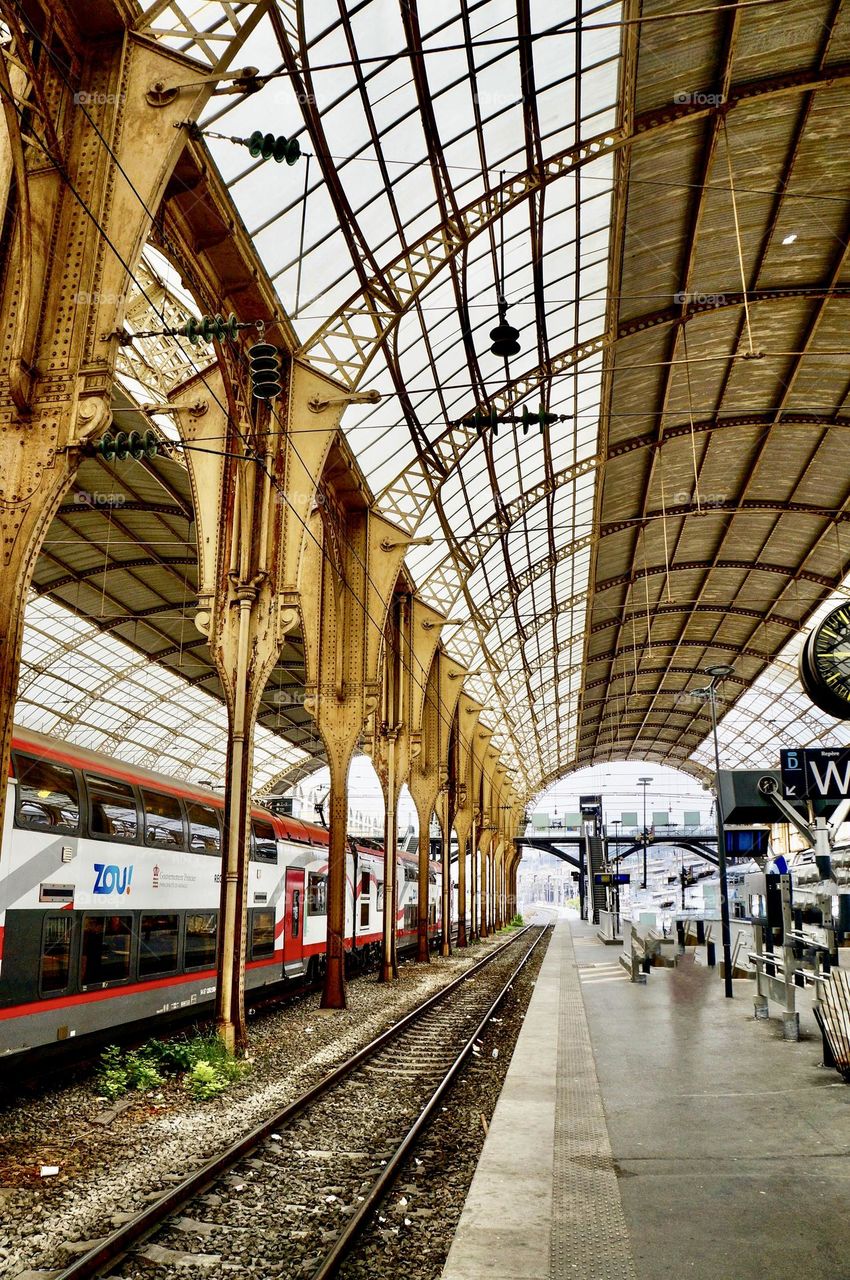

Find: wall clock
<box><xmin>799</xmin><ymin>602</ymin><xmax>850</xmax><ymax>720</ymax></box>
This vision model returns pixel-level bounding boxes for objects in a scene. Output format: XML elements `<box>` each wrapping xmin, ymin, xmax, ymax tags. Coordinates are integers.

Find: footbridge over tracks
<box><xmin>518</xmin><ymin>829</ymin><xmax>720</xmax><ymax>869</ymax></box>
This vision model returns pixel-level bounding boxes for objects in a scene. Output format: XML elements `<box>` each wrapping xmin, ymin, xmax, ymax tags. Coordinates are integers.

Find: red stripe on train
<box><xmin>0</xmin><ymin>953</ymin><xmax>285</xmax><ymax>1022</ymax></box>
<box><xmin>0</xmin><ymin>926</ymin><xmax>441</xmax><ymax>1024</ymax></box>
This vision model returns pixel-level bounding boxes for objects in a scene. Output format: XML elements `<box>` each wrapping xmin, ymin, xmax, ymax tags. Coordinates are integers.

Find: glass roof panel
<box><xmin>124</xmin><ymin>0</ymin><xmax>631</xmax><ymax>791</ymax></box>
<box><xmin>17</xmin><ymin>595</ymin><xmax>308</xmax><ymax>792</ymax></box>
<box><xmin>690</xmin><ymin>588</ymin><xmax>850</xmax><ymax>775</ymax></box>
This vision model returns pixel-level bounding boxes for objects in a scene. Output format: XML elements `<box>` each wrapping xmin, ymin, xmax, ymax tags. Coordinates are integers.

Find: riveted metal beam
<box><xmin>300</xmin><ymin>62</ymin><xmax>850</xmax><ymax>393</ymax></box>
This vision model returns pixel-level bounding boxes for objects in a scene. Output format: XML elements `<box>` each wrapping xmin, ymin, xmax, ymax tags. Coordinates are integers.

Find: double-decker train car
<box><xmin>0</xmin><ymin>728</ymin><xmax>441</xmax><ymax>1058</ymax></box>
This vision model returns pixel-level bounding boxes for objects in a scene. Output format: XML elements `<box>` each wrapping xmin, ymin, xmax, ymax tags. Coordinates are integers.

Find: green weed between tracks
<box><xmin>95</xmin><ymin>1034</ymin><xmax>250</xmax><ymax>1102</ymax></box>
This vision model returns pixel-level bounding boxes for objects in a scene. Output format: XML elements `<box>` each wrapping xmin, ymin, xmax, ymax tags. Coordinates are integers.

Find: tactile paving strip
<box><xmin>550</xmin><ymin>927</ymin><xmax>637</xmax><ymax>1280</ymax></box>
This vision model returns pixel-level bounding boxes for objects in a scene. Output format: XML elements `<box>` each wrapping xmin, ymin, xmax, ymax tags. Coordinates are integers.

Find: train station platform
<box><xmin>441</xmin><ymin>917</ymin><xmax>850</xmax><ymax>1280</ymax></box>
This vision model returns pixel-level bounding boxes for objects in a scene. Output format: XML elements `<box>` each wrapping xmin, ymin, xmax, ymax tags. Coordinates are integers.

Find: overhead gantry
<box><xmin>0</xmin><ymin>0</ymin><xmax>525</xmax><ymax>1052</ymax></box>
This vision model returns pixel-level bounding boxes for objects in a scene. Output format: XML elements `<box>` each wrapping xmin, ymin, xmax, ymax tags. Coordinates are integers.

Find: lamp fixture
<box><xmin>488</xmin><ymin>169</ymin><xmax>521</xmax><ymax>361</ymax></box>
<box><xmin>489</xmin><ymin>299</ymin><xmax>521</xmax><ymax>359</ymax></box>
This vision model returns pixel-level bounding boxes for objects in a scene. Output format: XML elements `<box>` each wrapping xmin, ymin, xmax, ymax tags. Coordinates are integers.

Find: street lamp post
<box><xmin>638</xmin><ymin>776</ymin><xmax>653</xmax><ymax>889</ymax></box>
<box><xmin>690</xmin><ymin>663</ymin><xmax>735</xmax><ymax>999</ymax></box>
<box><xmin>612</xmin><ymin>817</ymin><xmax>621</xmax><ymax>859</ymax></box>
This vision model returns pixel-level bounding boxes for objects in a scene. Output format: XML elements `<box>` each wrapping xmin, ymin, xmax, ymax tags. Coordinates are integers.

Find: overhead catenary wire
<box><xmin>721</xmin><ymin>117</ymin><xmax>755</xmax><ymax>356</ymax></box>
<box><xmin>0</xmin><ymin>76</ymin><xmax>523</xmax><ymax>792</ymax></box>
<box><xmin>6</xmin><ymin>0</ymin><xmax>824</xmax><ymax>783</ymax></box>
<box><xmin>22</xmin><ymin>60</ymin><xmax>543</xmax><ymax>783</ymax></box>
<box><xmin>194</xmin><ymin>0</ymin><xmax>787</xmax><ymax>84</ymax></box>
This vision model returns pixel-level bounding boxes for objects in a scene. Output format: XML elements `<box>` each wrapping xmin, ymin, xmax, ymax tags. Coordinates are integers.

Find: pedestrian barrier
<box><xmin>619</xmin><ymin>923</ymin><xmax>654</xmax><ymax>982</ymax></box>
<box><xmin>814</xmin><ymin>969</ymin><xmax>850</xmax><ymax>1079</ymax></box>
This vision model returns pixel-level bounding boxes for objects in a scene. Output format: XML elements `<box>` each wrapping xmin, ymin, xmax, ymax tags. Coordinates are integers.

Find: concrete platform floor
<box><xmin>442</xmin><ymin>916</ymin><xmax>850</xmax><ymax>1280</ymax></box>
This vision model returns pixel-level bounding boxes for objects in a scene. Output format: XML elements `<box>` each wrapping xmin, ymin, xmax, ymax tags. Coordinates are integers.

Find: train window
<box><xmin>139</xmin><ymin>913</ymin><xmax>179</xmax><ymax>977</ymax></box>
<box><xmin>185</xmin><ymin>912</ymin><xmax>217</xmax><ymax>969</ymax></box>
<box><xmin>40</xmin><ymin>915</ymin><xmax>73</xmax><ymax>994</ymax></box>
<box><xmin>403</xmin><ymin>904</ymin><xmax>417</xmax><ymax>931</ymax></box>
<box><xmin>80</xmin><ymin>915</ymin><xmax>132</xmax><ymax>986</ymax></box>
<box><xmin>14</xmin><ymin>754</ymin><xmax>80</xmax><ymax>833</ymax></box>
<box><xmin>251</xmin><ymin>909</ymin><xmax>275</xmax><ymax>958</ymax></box>
<box><xmin>359</xmin><ymin>869</ymin><xmax>370</xmax><ymax>928</ymax></box>
<box><xmin>87</xmin><ymin>776</ymin><xmax>138</xmax><ymax>843</ymax></box>
<box><xmin>404</xmin><ymin>865</ymin><xmax>418</xmax><ymax>882</ymax></box>
<box><xmin>307</xmin><ymin>873</ymin><xmax>327</xmax><ymax>915</ymax></box>
<box><xmin>251</xmin><ymin>820</ymin><xmax>277</xmax><ymax>864</ymax></box>
<box><xmin>187</xmin><ymin>803</ymin><xmax>221</xmax><ymax>855</ymax></box>
<box><xmin>142</xmin><ymin>791</ymin><xmax>185</xmax><ymax>850</ymax></box>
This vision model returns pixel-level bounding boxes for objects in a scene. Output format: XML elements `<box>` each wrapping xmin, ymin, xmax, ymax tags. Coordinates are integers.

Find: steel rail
<box><xmin>307</xmin><ymin>923</ymin><xmax>551</xmax><ymax>1280</ymax></box>
<box><xmin>53</xmin><ymin>924</ymin><xmax>541</xmax><ymax>1280</ymax></box>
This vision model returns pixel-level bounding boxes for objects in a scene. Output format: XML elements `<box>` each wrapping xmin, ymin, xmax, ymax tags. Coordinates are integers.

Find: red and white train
<box><xmin>0</xmin><ymin>727</ymin><xmax>441</xmax><ymax>1059</ymax></box>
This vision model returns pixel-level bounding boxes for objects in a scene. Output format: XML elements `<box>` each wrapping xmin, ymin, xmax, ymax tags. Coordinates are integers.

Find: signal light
<box><xmin>247</xmin><ymin>131</ymin><xmax>301</xmax><ymax>166</ymax></box>
<box><xmin>95</xmin><ymin>429</ymin><xmax>160</xmax><ymax>463</ymax></box>
<box><xmin>249</xmin><ymin>341</ymin><xmax>282</xmax><ymax>400</ymax></box>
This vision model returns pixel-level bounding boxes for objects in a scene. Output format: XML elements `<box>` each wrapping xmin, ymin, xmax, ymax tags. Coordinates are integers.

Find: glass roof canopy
<box><xmin>690</xmin><ymin>586</ymin><xmax>850</xmax><ymax>776</ymax></box>
<box><xmin>11</xmin><ymin>0</ymin><xmax>849</xmax><ymax>799</ymax></box>
<box><xmin>17</xmin><ymin>596</ymin><xmax>309</xmax><ymax>791</ymax></box>
<box><xmin>133</xmin><ymin>0</ymin><xmax>622</xmax><ymax>790</ymax></box>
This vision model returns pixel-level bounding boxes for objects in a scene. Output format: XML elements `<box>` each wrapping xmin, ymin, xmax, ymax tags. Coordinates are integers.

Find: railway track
<box><xmin>0</xmin><ymin>934</ymin><xmax>458</xmax><ymax>1101</ymax></box>
<box><xmin>51</xmin><ymin>924</ymin><xmax>549</xmax><ymax>1280</ymax></box>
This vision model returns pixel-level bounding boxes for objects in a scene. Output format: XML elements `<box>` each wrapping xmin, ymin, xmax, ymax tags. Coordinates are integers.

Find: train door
<box><xmin>283</xmin><ymin>868</ymin><xmax>305</xmax><ymax>971</ymax></box>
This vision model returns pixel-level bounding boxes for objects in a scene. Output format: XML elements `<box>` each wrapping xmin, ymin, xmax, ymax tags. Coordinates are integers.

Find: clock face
<box><xmin>800</xmin><ymin>603</ymin><xmax>850</xmax><ymax>719</ymax></box>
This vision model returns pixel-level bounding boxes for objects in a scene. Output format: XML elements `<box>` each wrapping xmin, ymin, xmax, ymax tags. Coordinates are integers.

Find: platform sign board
<box><xmin>593</xmin><ymin>873</ymin><xmax>631</xmax><ymax>885</ymax></box>
<box><xmin>780</xmin><ymin>748</ymin><xmax>850</xmax><ymax>800</ymax></box>
<box><xmin>724</xmin><ymin>828</ymin><xmax>770</xmax><ymax>860</ymax></box>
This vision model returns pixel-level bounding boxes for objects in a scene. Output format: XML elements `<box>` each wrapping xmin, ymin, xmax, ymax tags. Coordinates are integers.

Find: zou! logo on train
<box><xmin>92</xmin><ymin>864</ymin><xmax>134</xmax><ymax>895</ymax></box>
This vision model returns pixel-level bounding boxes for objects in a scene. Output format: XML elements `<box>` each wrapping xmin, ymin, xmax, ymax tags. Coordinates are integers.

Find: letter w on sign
<box><xmin>781</xmin><ymin>747</ymin><xmax>850</xmax><ymax>800</ymax></box>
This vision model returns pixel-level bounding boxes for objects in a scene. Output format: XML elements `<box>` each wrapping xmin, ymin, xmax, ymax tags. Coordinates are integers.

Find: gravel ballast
<box><xmin>0</xmin><ymin>928</ymin><xmax>540</xmax><ymax>1278</ymax></box>
<box><xmin>337</xmin><ymin>926</ymin><xmax>551</xmax><ymax>1280</ymax></box>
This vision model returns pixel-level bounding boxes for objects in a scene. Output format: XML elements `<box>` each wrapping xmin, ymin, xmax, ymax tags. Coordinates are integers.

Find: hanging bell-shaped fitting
<box><xmin>489</xmin><ymin>301</ymin><xmax>520</xmax><ymax>358</ymax></box>
<box><xmin>249</xmin><ymin>341</ymin><xmax>282</xmax><ymax>400</ymax></box>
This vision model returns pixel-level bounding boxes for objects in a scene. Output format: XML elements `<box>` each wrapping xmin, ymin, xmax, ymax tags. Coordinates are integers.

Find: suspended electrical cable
<box><xmin>721</xmin><ymin>116</ymin><xmax>755</xmax><ymax>356</ymax></box>
<box><xmin>0</xmin><ymin>85</ymin><xmax>511</xmax><ymax>788</ymax></box>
